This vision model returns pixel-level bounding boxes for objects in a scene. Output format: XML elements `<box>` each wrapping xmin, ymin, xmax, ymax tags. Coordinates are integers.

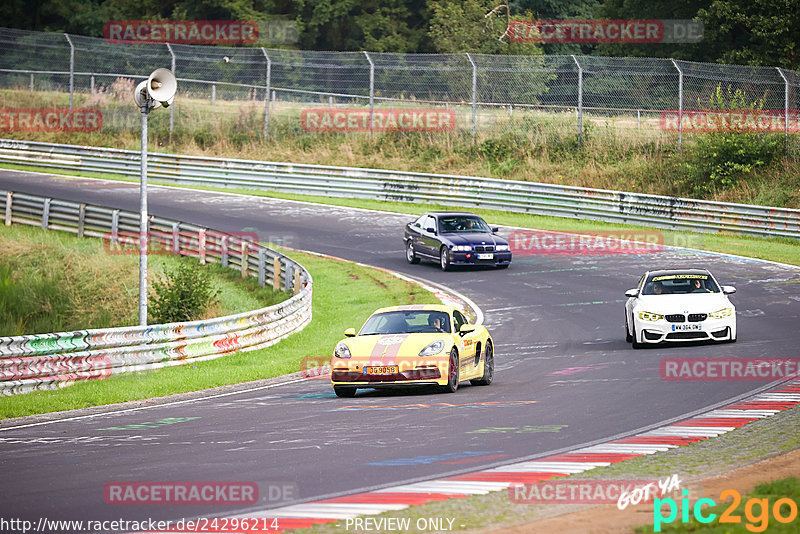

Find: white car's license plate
<box><xmin>477</xmin><ymin>253</ymin><xmax>493</xmax><ymax>260</ymax></box>
<box><xmin>672</xmin><ymin>324</ymin><xmax>702</xmax><ymax>331</ymax></box>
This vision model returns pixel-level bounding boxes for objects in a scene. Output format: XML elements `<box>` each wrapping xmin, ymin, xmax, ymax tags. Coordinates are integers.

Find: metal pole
<box><xmin>571</xmin><ymin>55</ymin><xmax>583</xmax><ymax>141</ymax></box>
<box><xmin>211</xmin><ymin>84</ymin><xmax>216</xmax><ymax>105</ymax></box>
<box><xmin>29</xmin><ymin>73</ymin><xmax>33</xmax><ymax>94</ymax></box>
<box><xmin>90</xmin><ymin>74</ymin><xmax>95</xmax><ymax>95</ymax></box>
<box><xmin>670</xmin><ymin>59</ymin><xmax>683</xmax><ymax>148</ymax></box>
<box><xmin>466</xmin><ymin>53</ymin><xmax>477</xmax><ymax>139</ymax></box>
<box><xmin>777</xmin><ymin>67</ymin><xmax>790</xmax><ymax>153</ymax></box>
<box><xmin>166</xmin><ymin>43</ymin><xmax>176</xmax><ymax>134</ymax></box>
<box><xmin>139</xmin><ymin>108</ymin><xmax>149</xmax><ymax>326</ymax></box>
<box><xmin>261</xmin><ymin>48</ymin><xmax>271</xmax><ymax>138</ymax></box>
<box><xmin>363</xmin><ymin>51</ymin><xmax>374</xmax><ymax>134</ymax></box>
<box><xmin>64</xmin><ymin>34</ymin><xmax>74</xmax><ymax>110</ymax></box>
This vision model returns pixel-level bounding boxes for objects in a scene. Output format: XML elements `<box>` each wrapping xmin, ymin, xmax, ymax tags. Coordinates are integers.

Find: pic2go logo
<box><xmin>654</xmin><ymin>489</ymin><xmax>799</xmax><ymax>532</ymax></box>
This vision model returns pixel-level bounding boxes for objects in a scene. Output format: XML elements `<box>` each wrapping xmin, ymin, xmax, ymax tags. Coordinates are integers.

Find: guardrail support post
<box><xmin>64</xmin><ymin>34</ymin><xmax>74</xmax><ymax>111</ymax></box>
<box><xmin>241</xmin><ymin>240</ymin><xmax>248</xmax><ymax>278</ymax></box>
<box><xmin>111</xmin><ymin>209</ymin><xmax>119</xmax><ymax>242</ymax></box>
<box><xmin>284</xmin><ymin>263</ymin><xmax>293</xmax><ymax>291</ymax></box>
<box><xmin>5</xmin><ymin>192</ymin><xmax>12</xmax><ymax>226</ymax></box>
<box><xmin>273</xmin><ymin>257</ymin><xmax>280</xmax><ymax>290</ymax></box>
<box><xmin>777</xmin><ymin>67</ymin><xmax>790</xmax><ymax>153</ymax></box>
<box><xmin>261</xmin><ymin>48</ymin><xmax>271</xmax><ymax>138</ymax></box>
<box><xmin>670</xmin><ymin>59</ymin><xmax>683</xmax><ymax>149</ymax></box>
<box><xmin>466</xmin><ymin>53</ymin><xmax>477</xmax><ymax>140</ymax></box>
<box><xmin>42</xmin><ymin>198</ymin><xmax>51</xmax><ymax>230</ymax></box>
<box><xmin>293</xmin><ymin>269</ymin><xmax>301</xmax><ymax>295</ymax></box>
<box><xmin>221</xmin><ymin>235</ymin><xmax>228</xmax><ymax>267</ymax></box>
<box><xmin>258</xmin><ymin>249</ymin><xmax>266</xmax><ymax>287</ymax></box>
<box><xmin>199</xmin><ymin>229</ymin><xmax>206</xmax><ymax>265</ymax></box>
<box><xmin>166</xmin><ymin>43</ymin><xmax>176</xmax><ymax>134</ymax></box>
<box><xmin>77</xmin><ymin>203</ymin><xmax>85</xmax><ymax>237</ymax></box>
<box><xmin>363</xmin><ymin>51</ymin><xmax>375</xmax><ymax>135</ymax></box>
<box><xmin>172</xmin><ymin>223</ymin><xmax>179</xmax><ymax>254</ymax></box>
<box><xmin>571</xmin><ymin>55</ymin><xmax>583</xmax><ymax>142</ymax></box>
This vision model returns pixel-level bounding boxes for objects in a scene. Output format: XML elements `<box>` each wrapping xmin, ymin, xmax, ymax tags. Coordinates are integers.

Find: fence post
<box><xmin>670</xmin><ymin>59</ymin><xmax>683</xmax><ymax>149</ymax></box>
<box><xmin>363</xmin><ymin>51</ymin><xmax>375</xmax><ymax>134</ymax></box>
<box><xmin>261</xmin><ymin>48</ymin><xmax>271</xmax><ymax>138</ymax></box>
<box><xmin>211</xmin><ymin>84</ymin><xmax>216</xmax><ymax>105</ymax></box>
<box><xmin>776</xmin><ymin>67</ymin><xmax>790</xmax><ymax>153</ymax></box>
<box><xmin>166</xmin><ymin>43</ymin><xmax>176</xmax><ymax>134</ymax></box>
<box><xmin>571</xmin><ymin>55</ymin><xmax>583</xmax><ymax>142</ymax></box>
<box><xmin>29</xmin><ymin>73</ymin><xmax>34</xmax><ymax>94</ymax></box>
<box><xmin>466</xmin><ymin>53</ymin><xmax>477</xmax><ymax>140</ymax></box>
<box><xmin>64</xmin><ymin>34</ymin><xmax>74</xmax><ymax>110</ymax></box>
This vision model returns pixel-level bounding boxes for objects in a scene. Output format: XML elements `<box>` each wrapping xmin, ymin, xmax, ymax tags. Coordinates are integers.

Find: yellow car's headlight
<box><xmin>419</xmin><ymin>340</ymin><xmax>445</xmax><ymax>356</ymax></box>
<box><xmin>334</xmin><ymin>343</ymin><xmax>351</xmax><ymax>359</ymax></box>
<box><xmin>708</xmin><ymin>308</ymin><xmax>733</xmax><ymax>319</ymax></box>
<box><xmin>638</xmin><ymin>311</ymin><xmax>664</xmax><ymax>321</ymax></box>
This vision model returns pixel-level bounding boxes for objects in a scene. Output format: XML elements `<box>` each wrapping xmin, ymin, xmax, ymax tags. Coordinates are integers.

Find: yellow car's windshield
<box><xmin>359</xmin><ymin>310</ymin><xmax>451</xmax><ymax>335</ymax></box>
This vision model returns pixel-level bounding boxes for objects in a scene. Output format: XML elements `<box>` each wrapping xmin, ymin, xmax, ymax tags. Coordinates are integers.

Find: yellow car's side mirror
<box><xmin>344</xmin><ymin>328</ymin><xmax>356</xmax><ymax>337</ymax></box>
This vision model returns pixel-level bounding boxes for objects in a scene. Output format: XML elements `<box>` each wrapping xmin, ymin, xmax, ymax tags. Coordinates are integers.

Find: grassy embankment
<box><xmin>0</xmin><ymin>224</ymin><xmax>437</xmax><ymax>419</ymax></box>
<box><xmin>1</xmin><ymin>86</ymin><xmax>798</xmax><ymax>208</ymax></box>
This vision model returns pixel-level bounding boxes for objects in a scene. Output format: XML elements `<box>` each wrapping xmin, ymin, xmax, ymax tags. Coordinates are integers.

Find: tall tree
<box><xmin>697</xmin><ymin>0</ymin><xmax>800</xmax><ymax>69</ymax></box>
<box><xmin>509</xmin><ymin>0</ymin><xmax>599</xmax><ymax>55</ymax></box>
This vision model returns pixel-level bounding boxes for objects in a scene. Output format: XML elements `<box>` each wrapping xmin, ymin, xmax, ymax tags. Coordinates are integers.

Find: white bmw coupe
<box><xmin>624</xmin><ymin>269</ymin><xmax>737</xmax><ymax>348</ymax></box>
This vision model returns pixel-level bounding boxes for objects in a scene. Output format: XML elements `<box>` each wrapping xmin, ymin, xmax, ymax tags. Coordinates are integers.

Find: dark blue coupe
<box><xmin>404</xmin><ymin>212</ymin><xmax>512</xmax><ymax>271</ymax></box>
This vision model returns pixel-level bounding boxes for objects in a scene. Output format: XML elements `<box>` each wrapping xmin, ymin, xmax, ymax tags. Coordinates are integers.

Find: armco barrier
<box><xmin>1</xmin><ymin>138</ymin><xmax>798</xmax><ymax>239</ymax></box>
<box><xmin>0</xmin><ymin>190</ymin><xmax>312</xmax><ymax>395</ymax></box>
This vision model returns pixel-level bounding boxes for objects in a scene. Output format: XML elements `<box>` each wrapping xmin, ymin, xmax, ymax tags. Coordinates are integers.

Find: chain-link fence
<box><xmin>1</xmin><ymin>26</ymin><xmax>799</xmax><ymax>146</ymax></box>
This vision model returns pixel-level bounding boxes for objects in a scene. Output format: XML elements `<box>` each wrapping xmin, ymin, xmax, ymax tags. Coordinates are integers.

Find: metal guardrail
<box><xmin>1</xmin><ymin>138</ymin><xmax>798</xmax><ymax>239</ymax></box>
<box><xmin>0</xmin><ymin>188</ymin><xmax>313</xmax><ymax>395</ymax></box>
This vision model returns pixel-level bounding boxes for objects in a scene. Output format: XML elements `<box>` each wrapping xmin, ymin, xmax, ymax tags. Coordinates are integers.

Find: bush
<box><xmin>682</xmin><ymin>85</ymin><xmax>783</xmax><ymax>196</ymax></box>
<box><xmin>150</xmin><ymin>261</ymin><xmax>220</xmax><ymax>324</ymax></box>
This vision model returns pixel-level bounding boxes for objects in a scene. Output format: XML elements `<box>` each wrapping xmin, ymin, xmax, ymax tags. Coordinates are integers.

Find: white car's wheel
<box><xmin>632</xmin><ymin>325</ymin><xmax>644</xmax><ymax>349</ymax></box>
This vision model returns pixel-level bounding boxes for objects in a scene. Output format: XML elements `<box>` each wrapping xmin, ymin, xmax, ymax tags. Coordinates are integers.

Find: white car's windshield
<box><xmin>642</xmin><ymin>273</ymin><xmax>720</xmax><ymax>295</ymax></box>
<box><xmin>359</xmin><ymin>311</ymin><xmax>451</xmax><ymax>335</ymax></box>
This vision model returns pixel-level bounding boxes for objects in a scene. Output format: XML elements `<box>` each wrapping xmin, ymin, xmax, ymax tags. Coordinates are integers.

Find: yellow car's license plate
<box><xmin>364</xmin><ymin>366</ymin><xmax>399</xmax><ymax>375</ymax></box>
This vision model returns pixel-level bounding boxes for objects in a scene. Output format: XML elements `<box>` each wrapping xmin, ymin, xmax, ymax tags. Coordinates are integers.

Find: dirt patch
<box><xmin>490</xmin><ymin>448</ymin><xmax>800</xmax><ymax>534</ymax></box>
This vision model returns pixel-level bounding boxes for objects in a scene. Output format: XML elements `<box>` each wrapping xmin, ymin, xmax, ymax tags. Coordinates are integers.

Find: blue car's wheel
<box><xmin>440</xmin><ymin>247</ymin><xmax>451</xmax><ymax>271</ymax></box>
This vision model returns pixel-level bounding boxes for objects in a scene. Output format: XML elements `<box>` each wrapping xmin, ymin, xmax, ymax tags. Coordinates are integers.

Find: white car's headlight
<box><xmin>708</xmin><ymin>308</ymin><xmax>733</xmax><ymax>319</ymax></box>
<box><xmin>419</xmin><ymin>340</ymin><xmax>445</xmax><ymax>356</ymax></box>
<box><xmin>638</xmin><ymin>311</ymin><xmax>664</xmax><ymax>321</ymax></box>
<box><xmin>496</xmin><ymin>244</ymin><xmax>509</xmax><ymax>251</ymax></box>
<box><xmin>452</xmin><ymin>245</ymin><xmax>471</xmax><ymax>252</ymax></box>
<box><xmin>334</xmin><ymin>343</ymin><xmax>351</xmax><ymax>359</ymax></box>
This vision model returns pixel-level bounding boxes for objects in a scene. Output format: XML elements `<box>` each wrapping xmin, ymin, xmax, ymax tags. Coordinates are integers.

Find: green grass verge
<box><xmin>1</xmin><ymin>87</ymin><xmax>799</xmax><ymax>208</ymax></box>
<box><xmin>0</xmin><ymin>224</ymin><xmax>287</xmax><ymax>336</ymax></box>
<box><xmin>0</xmin><ymin>229</ymin><xmax>438</xmax><ymax>419</ymax></box>
<box><xmin>3</xmin><ymin>161</ymin><xmax>798</xmax><ymax>267</ymax></box>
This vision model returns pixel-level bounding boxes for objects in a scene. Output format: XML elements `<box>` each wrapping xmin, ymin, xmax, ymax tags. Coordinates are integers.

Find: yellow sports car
<box><xmin>330</xmin><ymin>304</ymin><xmax>494</xmax><ymax>398</ymax></box>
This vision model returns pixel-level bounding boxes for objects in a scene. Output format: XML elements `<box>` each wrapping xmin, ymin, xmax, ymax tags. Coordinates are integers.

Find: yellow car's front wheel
<box><xmin>440</xmin><ymin>348</ymin><xmax>459</xmax><ymax>393</ymax></box>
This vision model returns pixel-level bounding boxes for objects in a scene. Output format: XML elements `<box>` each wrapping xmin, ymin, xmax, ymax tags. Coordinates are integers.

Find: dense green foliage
<box><xmin>2</xmin><ymin>0</ymin><xmax>798</xmax><ymax>68</ymax></box>
<box><xmin>681</xmin><ymin>85</ymin><xmax>785</xmax><ymax>196</ymax></box>
<box><xmin>150</xmin><ymin>261</ymin><xmax>221</xmax><ymax>323</ymax></box>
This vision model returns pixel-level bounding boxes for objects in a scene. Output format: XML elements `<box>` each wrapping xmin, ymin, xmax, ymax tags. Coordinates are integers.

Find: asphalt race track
<box><xmin>2</xmin><ymin>170</ymin><xmax>800</xmax><ymax>529</ymax></box>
